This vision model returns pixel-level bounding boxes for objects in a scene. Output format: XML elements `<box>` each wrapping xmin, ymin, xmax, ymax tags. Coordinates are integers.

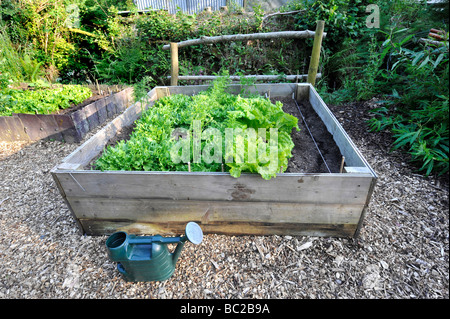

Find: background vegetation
<box><xmin>0</xmin><ymin>0</ymin><xmax>448</xmax><ymax>176</ymax></box>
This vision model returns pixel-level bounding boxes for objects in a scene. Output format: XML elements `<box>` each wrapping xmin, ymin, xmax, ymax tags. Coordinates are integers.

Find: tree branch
<box><xmin>162</xmin><ymin>30</ymin><xmax>326</xmax><ymax>50</ymax></box>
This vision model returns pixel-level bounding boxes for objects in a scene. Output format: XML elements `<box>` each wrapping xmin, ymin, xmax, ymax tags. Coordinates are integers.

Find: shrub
<box><xmin>367</xmin><ymin>29</ymin><xmax>449</xmax><ymax>176</ymax></box>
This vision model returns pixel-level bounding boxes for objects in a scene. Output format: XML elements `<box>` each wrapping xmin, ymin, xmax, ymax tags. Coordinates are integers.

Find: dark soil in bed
<box><xmin>276</xmin><ymin>97</ymin><xmax>343</xmax><ymax>173</ymax></box>
<box><xmin>88</xmin><ymin>98</ymin><xmax>344</xmax><ymax>173</ymax></box>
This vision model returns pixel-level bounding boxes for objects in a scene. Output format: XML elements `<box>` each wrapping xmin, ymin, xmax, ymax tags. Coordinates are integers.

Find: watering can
<box><xmin>105</xmin><ymin>222</ymin><xmax>203</xmax><ymax>282</ymax></box>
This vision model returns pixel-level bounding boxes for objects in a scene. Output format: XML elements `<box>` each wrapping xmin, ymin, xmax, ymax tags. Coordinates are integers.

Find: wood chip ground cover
<box><xmin>0</xmin><ymin>98</ymin><xmax>448</xmax><ymax>299</ymax></box>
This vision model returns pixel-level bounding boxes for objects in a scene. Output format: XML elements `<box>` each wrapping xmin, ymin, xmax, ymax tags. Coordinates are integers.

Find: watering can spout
<box><xmin>172</xmin><ymin>222</ymin><xmax>203</xmax><ymax>265</ymax></box>
<box><xmin>172</xmin><ymin>236</ymin><xmax>187</xmax><ymax>265</ymax></box>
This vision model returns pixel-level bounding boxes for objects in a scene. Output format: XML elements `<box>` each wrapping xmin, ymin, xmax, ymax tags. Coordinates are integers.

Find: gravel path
<box><xmin>0</xmin><ymin>99</ymin><xmax>448</xmax><ymax>299</ymax></box>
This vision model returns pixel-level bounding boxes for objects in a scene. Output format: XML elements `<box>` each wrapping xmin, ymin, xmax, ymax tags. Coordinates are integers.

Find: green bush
<box><xmin>367</xmin><ymin>28</ymin><xmax>449</xmax><ymax>176</ymax></box>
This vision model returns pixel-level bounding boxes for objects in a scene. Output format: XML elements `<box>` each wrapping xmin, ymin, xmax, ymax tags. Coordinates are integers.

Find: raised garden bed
<box><xmin>0</xmin><ymin>87</ymin><xmax>133</xmax><ymax>143</ymax></box>
<box><xmin>51</xmin><ymin>83</ymin><xmax>377</xmax><ymax>238</ymax></box>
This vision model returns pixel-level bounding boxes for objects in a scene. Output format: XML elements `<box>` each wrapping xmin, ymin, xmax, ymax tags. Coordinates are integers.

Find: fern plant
<box><xmin>20</xmin><ymin>54</ymin><xmax>44</xmax><ymax>82</ymax></box>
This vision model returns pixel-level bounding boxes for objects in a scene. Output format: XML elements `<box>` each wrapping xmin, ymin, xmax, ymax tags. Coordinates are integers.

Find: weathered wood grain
<box><xmin>80</xmin><ymin>219</ymin><xmax>356</xmax><ymax>237</ymax></box>
<box><xmin>53</xmin><ymin>114</ymin><xmax>79</xmax><ymax>143</ymax></box>
<box><xmin>18</xmin><ymin>113</ymin><xmax>63</xmax><ymax>141</ymax></box>
<box><xmin>55</xmin><ymin>171</ymin><xmax>372</xmax><ymax>205</ymax></box>
<box><xmin>66</xmin><ymin>197</ymin><xmax>364</xmax><ymax>225</ymax></box>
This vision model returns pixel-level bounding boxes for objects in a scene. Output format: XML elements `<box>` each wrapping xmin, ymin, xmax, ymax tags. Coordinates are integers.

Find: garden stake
<box><xmin>340</xmin><ymin>156</ymin><xmax>345</xmax><ymax>173</ymax></box>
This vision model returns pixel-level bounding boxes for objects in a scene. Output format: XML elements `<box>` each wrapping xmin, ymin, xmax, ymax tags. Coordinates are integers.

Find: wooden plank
<box><xmin>83</xmin><ymin>102</ymin><xmax>100</xmax><ymax>130</ymax></box>
<box><xmin>3</xmin><ymin>115</ymin><xmax>29</xmax><ymax>141</ymax></box>
<box><xmin>307</xmin><ymin>84</ymin><xmax>375</xmax><ymax>172</ymax></box>
<box><xmin>54</xmin><ymin>171</ymin><xmax>372</xmax><ymax>205</ymax></box>
<box><xmin>114</xmin><ymin>87</ymin><xmax>133</xmax><ymax>113</ymax></box>
<box><xmin>113</xmin><ymin>90</ymin><xmax>126</xmax><ymax>113</ymax></box>
<box><xmin>66</xmin><ymin>197</ymin><xmax>364</xmax><ymax>225</ymax></box>
<box><xmin>79</xmin><ymin>219</ymin><xmax>356</xmax><ymax>237</ymax></box>
<box><xmin>56</xmin><ymin>162</ymin><xmax>83</xmax><ymax>170</ymax></box>
<box><xmin>71</xmin><ymin>108</ymin><xmax>89</xmax><ymax>138</ymax></box>
<box><xmin>52</xmin><ymin>114</ymin><xmax>79</xmax><ymax>143</ymax></box>
<box><xmin>161</xmin><ymin>83</ymin><xmax>298</xmax><ymax>99</ymax></box>
<box><xmin>58</xmin><ymin>88</ymin><xmax>158</xmax><ymax>167</ymax></box>
<box><xmin>170</xmin><ymin>74</ymin><xmax>319</xmax><ymax>82</ymax></box>
<box><xmin>95</xmin><ymin>98</ymin><xmax>107</xmax><ymax>124</ymax></box>
<box><xmin>18</xmin><ymin>113</ymin><xmax>63</xmax><ymax>141</ymax></box>
<box><xmin>344</xmin><ymin>166</ymin><xmax>372</xmax><ymax>174</ymax></box>
<box><xmin>0</xmin><ymin>117</ymin><xmax>14</xmax><ymax>141</ymax></box>
<box><xmin>104</xmin><ymin>95</ymin><xmax>117</xmax><ymax>118</ymax></box>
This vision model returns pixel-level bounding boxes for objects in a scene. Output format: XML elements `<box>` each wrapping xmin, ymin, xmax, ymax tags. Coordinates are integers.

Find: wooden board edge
<box><xmin>79</xmin><ymin>219</ymin><xmax>357</xmax><ymax>237</ymax></box>
<box><xmin>50</xmin><ymin>171</ymin><xmax>85</xmax><ymax>234</ymax></box>
<box><xmin>307</xmin><ymin>85</ymin><xmax>377</xmax><ymax>178</ymax></box>
<box><xmin>353</xmin><ymin>176</ymin><xmax>377</xmax><ymax>238</ymax></box>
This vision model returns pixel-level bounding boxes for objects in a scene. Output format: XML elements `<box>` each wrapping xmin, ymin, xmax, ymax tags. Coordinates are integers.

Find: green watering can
<box><xmin>105</xmin><ymin>222</ymin><xmax>203</xmax><ymax>282</ymax></box>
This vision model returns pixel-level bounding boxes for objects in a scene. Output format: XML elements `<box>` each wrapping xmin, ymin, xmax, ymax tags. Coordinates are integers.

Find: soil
<box><xmin>278</xmin><ymin>97</ymin><xmax>342</xmax><ymax>173</ymax></box>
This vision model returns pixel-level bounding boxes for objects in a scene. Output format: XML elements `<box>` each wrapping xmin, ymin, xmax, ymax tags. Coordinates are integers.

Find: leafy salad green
<box><xmin>95</xmin><ymin>77</ymin><xmax>299</xmax><ymax>180</ymax></box>
<box><xmin>0</xmin><ymin>85</ymin><xmax>92</xmax><ymax>116</ymax></box>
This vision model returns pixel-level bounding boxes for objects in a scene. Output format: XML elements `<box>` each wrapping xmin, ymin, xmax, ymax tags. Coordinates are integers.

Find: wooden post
<box><xmin>307</xmin><ymin>20</ymin><xmax>325</xmax><ymax>87</ymax></box>
<box><xmin>340</xmin><ymin>156</ymin><xmax>345</xmax><ymax>173</ymax></box>
<box><xmin>170</xmin><ymin>42</ymin><xmax>179</xmax><ymax>86</ymax></box>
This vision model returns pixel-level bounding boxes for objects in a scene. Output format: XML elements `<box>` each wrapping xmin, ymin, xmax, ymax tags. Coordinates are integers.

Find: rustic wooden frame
<box><xmin>0</xmin><ymin>88</ymin><xmax>133</xmax><ymax>143</ymax></box>
<box><xmin>165</xmin><ymin>21</ymin><xmax>326</xmax><ymax>86</ymax></box>
<box><xmin>51</xmin><ymin>83</ymin><xmax>376</xmax><ymax>238</ymax></box>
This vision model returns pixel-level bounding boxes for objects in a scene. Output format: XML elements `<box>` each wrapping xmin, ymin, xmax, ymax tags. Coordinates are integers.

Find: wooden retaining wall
<box><xmin>52</xmin><ymin>83</ymin><xmax>377</xmax><ymax>238</ymax></box>
<box><xmin>0</xmin><ymin>87</ymin><xmax>133</xmax><ymax>143</ymax></box>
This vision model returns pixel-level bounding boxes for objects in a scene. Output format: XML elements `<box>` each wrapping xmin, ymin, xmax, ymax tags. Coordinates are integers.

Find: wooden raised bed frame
<box><xmin>51</xmin><ymin>83</ymin><xmax>377</xmax><ymax>238</ymax></box>
<box><xmin>0</xmin><ymin>87</ymin><xmax>133</xmax><ymax>143</ymax></box>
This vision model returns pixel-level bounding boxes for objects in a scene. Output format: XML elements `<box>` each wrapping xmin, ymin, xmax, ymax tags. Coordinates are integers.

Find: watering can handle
<box><xmin>127</xmin><ymin>235</ymin><xmax>187</xmax><ymax>245</ymax></box>
<box><xmin>156</xmin><ymin>236</ymin><xmax>187</xmax><ymax>244</ymax></box>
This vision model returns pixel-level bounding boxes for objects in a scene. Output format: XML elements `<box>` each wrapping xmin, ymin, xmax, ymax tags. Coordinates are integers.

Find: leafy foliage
<box><xmin>367</xmin><ymin>37</ymin><xmax>449</xmax><ymax>176</ymax></box>
<box><xmin>95</xmin><ymin>76</ymin><xmax>299</xmax><ymax>180</ymax></box>
<box><xmin>0</xmin><ymin>85</ymin><xmax>92</xmax><ymax>116</ymax></box>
